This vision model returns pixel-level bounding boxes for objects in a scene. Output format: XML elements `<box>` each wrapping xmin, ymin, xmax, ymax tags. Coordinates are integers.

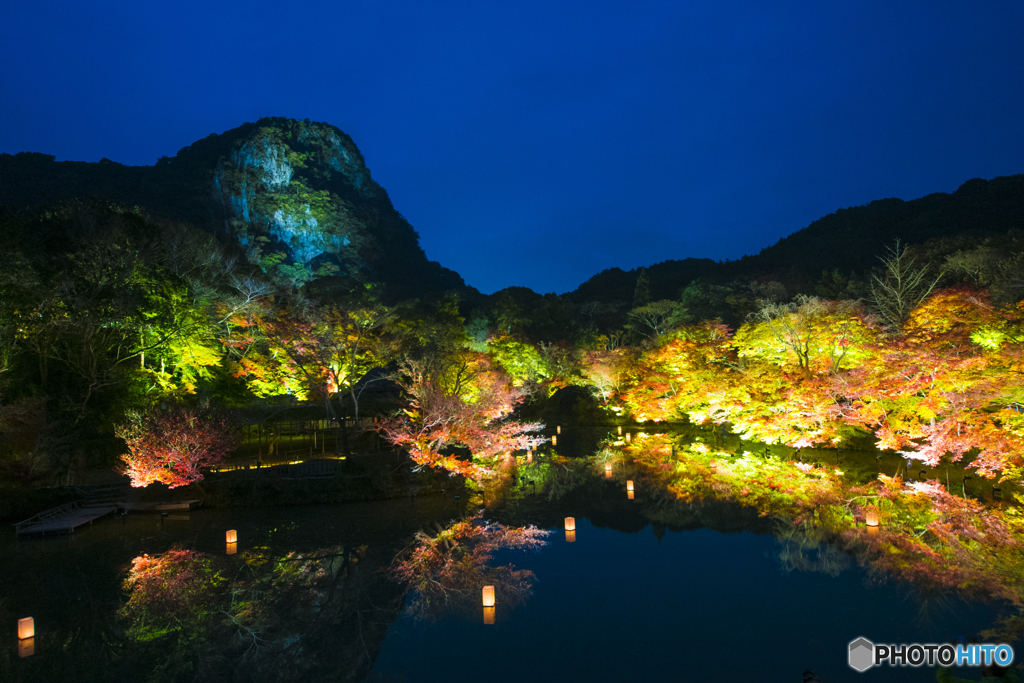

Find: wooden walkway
<box><xmin>116</xmin><ymin>500</ymin><xmax>202</xmax><ymax>512</ymax></box>
<box><xmin>14</xmin><ymin>501</ymin><xmax>117</xmax><ymax>536</ymax></box>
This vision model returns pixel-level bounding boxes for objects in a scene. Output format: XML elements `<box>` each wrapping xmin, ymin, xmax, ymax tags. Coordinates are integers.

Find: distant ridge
<box><xmin>565</xmin><ymin>174</ymin><xmax>1024</xmax><ymax>305</ymax></box>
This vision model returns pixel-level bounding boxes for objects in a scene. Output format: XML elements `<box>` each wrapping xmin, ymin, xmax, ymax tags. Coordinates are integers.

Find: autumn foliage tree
<box><xmin>117</xmin><ymin>405</ymin><xmax>238</xmax><ymax>487</ymax></box>
<box><xmin>381</xmin><ymin>355</ymin><xmax>544</xmax><ymax>480</ymax></box>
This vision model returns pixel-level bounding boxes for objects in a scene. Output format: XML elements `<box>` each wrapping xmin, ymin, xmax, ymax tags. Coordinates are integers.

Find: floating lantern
<box><xmin>482</xmin><ymin>585</ymin><xmax>495</xmax><ymax>608</ymax></box>
<box><xmin>226</xmin><ymin>542</ymin><xmax>237</xmax><ymax>555</ymax></box>
<box><xmin>17</xmin><ymin>617</ymin><xmax>34</xmax><ymax>640</ymax></box>
<box><xmin>617</xmin><ymin>426</ymin><xmax>622</xmax><ymax>435</ymax></box>
<box><xmin>709</xmin><ymin>460</ymin><xmax>717</xmax><ymax>474</ymax></box>
<box><xmin>527</xmin><ymin>452</ymin><xmax>533</xmax><ymax>463</ymax></box>
<box><xmin>565</xmin><ymin>517</ymin><xmax>575</xmax><ymax>531</ymax></box>
<box><xmin>226</xmin><ymin>530</ymin><xmax>237</xmax><ymax>544</ymax></box>
<box><xmin>605</xmin><ymin>462</ymin><xmax>613</xmax><ymax>473</ymax></box>
<box><xmin>18</xmin><ymin>638</ymin><xmax>34</xmax><ymax>658</ymax></box>
<box><xmin>552</xmin><ymin>435</ymin><xmax>557</xmax><ymax>446</ymax></box>
<box><xmin>865</xmin><ymin>511</ymin><xmax>879</xmax><ymax>528</ymax></box>
<box><xmin>627</xmin><ymin>480</ymin><xmax>634</xmax><ymax>492</ymax></box>
<box><xmin>483</xmin><ymin>606</ymin><xmax>495</xmax><ymax>624</ymax></box>
<box><xmin>557</xmin><ymin>426</ymin><xmax>561</xmax><ymax>435</ymax></box>
<box><xmin>625</xmin><ymin>433</ymin><xmax>631</xmax><ymax>443</ymax></box>
<box><xmin>565</xmin><ymin>529</ymin><xmax>576</xmax><ymax>543</ymax></box>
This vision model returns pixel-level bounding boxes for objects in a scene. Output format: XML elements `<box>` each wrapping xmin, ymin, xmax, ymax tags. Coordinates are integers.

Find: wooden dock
<box><xmin>115</xmin><ymin>499</ymin><xmax>203</xmax><ymax>512</ymax></box>
<box><xmin>14</xmin><ymin>501</ymin><xmax>118</xmax><ymax>536</ymax></box>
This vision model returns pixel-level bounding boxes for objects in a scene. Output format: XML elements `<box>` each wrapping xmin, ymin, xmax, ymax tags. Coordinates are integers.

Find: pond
<box><xmin>1</xmin><ymin>439</ymin><xmax>1014</xmax><ymax>683</ymax></box>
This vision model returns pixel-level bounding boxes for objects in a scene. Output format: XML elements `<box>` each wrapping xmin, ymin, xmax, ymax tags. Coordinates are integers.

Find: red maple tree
<box><xmin>116</xmin><ymin>406</ymin><xmax>238</xmax><ymax>487</ymax></box>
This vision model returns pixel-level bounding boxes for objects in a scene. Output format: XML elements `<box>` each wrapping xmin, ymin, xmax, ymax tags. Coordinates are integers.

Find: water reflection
<box><xmin>388</xmin><ymin>513</ymin><xmax>550</xmax><ymax>623</ymax></box>
<box><xmin>4</xmin><ymin>428</ymin><xmax>1022</xmax><ymax>681</ymax></box>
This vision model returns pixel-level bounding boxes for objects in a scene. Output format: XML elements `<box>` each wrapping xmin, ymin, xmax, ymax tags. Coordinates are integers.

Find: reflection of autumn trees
<box><xmin>616</xmin><ymin>435</ymin><xmax>1024</xmax><ymax>641</ymax></box>
<box><xmin>119</xmin><ymin>541</ymin><xmax>405</xmax><ymax>682</ymax></box>
<box><xmin>389</xmin><ymin>513</ymin><xmax>550</xmax><ymax>621</ymax></box>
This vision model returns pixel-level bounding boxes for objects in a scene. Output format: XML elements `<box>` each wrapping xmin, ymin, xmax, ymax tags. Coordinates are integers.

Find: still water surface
<box><xmin>369</xmin><ymin>516</ymin><xmax>998</xmax><ymax>683</ymax></box>
<box><xmin>2</xmin><ymin>492</ymin><xmax>1003</xmax><ymax>682</ymax></box>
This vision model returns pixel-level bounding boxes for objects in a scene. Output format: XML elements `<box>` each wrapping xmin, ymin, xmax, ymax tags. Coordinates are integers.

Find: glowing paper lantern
<box><xmin>865</xmin><ymin>511</ymin><xmax>879</xmax><ymax>527</ymax></box>
<box><xmin>483</xmin><ymin>606</ymin><xmax>496</xmax><ymax>624</ymax></box>
<box><xmin>557</xmin><ymin>426</ymin><xmax>561</xmax><ymax>435</ymax></box>
<box><xmin>565</xmin><ymin>517</ymin><xmax>576</xmax><ymax>531</ymax></box>
<box><xmin>617</xmin><ymin>426</ymin><xmax>622</xmax><ymax>435</ymax></box>
<box><xmin>482</xmin><ymin>585</ymin><xmax>495</xmax><ymax>607</ymax></box>
<box><xmin>625</xmin><ymin>433</ymin><xmax>631</xmax><ymax>443</ymax></box>
<box><xmin>17</xmin><ymin>617</ymin><xmax>34</xmax><ymax>640</ymax></box>
<box><xmin>552</xmin><ymin>435</ymin><xmax>557</xmax><ymax>446</ymax></box>
<box><xmin>527</xmin><ymin>452</ymin><xmax>533</xmax><ymax>463</ymax></box>
<box><xmin>226</xmin><ymin>530</ymin><xmax>237</xmax><ymax>544</ymax></box>
<box><xmin>709</xmin><ymin>460</ymin><xmax>717</xmax><ymax>474</ymax></box>
<box><xmin>627</xmin><ymin>480</ymin><xmax>634</xmax><ymax>492</ymax></box>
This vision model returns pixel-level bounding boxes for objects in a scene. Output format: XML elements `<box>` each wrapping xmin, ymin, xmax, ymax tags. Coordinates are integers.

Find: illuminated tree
<box><xmin>870</xmin><ymin>240</ymin><xmax>941</xmax><ymax>331</ymax></box>
<box><xmin>380</xmin><ymin>356</ymin><xmax>544</xmax><ymax>480</ymax></box>
<box><xmin>117</xmin><ymin>406</ymin><xmax>238</xmax><ymax>487</ymax></box>
<box><xmin>738</xmin><ymin>296</ymin><xmax>876</xmax><ymax>374</ymax></box>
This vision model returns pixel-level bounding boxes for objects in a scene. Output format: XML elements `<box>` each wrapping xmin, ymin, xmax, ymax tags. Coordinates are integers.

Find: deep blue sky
<box><xmin>2</xmin><ymin>1</ymin><xmax>1023</xmax><ymax>295</ymax></box>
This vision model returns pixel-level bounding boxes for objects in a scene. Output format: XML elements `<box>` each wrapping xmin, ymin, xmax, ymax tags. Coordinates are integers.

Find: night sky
<box><xmin>2</xmin><ymin>1</ymin><xmax>1022</xmax><ymax>295</ymax></box>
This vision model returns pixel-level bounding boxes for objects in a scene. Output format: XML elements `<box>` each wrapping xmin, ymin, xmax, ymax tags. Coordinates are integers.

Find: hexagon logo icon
<box><xmin>849</xmin><ymin>637</ymin><xmax>874</xmax><ymax>672</ymax></box>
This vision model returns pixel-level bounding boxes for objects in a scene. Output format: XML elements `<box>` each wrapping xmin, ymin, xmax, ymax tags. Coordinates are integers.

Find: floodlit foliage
<box><xmin>116</xmin><ymin>406</ymin><xmax>238</xmax><ymax>487</ymax></box>
<box><xmin>380</xmin><ymin>356</ymin><xmax>544</xmax><ymax>479</ymax></box>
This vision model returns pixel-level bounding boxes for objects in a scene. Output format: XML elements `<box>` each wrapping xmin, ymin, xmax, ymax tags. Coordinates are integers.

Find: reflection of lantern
<box><xmin>226</xmin><ymin>542</ymin><xmax>237</xmax><ymax>555</ymax></box>
<box><xmin>628</xmin><ymin>491</ymin><xmax>635</xmax><ymax>500</ymax></box>
<box><xmin>565</xmin><ymin>529</ymin><xmax>576</xmax><ymax>543</ymax></box>
<box><xmin>18</xmin><ymin>638</ymin><xmax>34</xmax><ymax>658</ymax></box>
<box><xmin>618</xmin><ymin>426</ymin><xmax>622</xmax><ymax>435</ymax></box>
<box><xmin>565</xmin><ymin>517</ymin><xmax>575</xmax><ymax>531</ymax></box>
<box><xmin>226</xmin><ymin>530</ymin><xmax>237</xmax><ymax>544</ymax></box>
<box><xmin>557</xmin><ymin>426</ymin><xmax>561</xmax><ymax>435</ymax></box>
<box><xmin>552</xmin><ymin>435</ymin><xmax>557</xmax><ymax>446</ymax></box>
<box><xmin>482</xmin><ymin>585</ymin><xmax>495</xmax><ymax>607</ymax></box>
<box><xmin>18</xmin><ymin>617</ymin><xmax>34</xmax><ymax>640</ymax></box>
<box><xmin>625</xmin><ymin>433</ymin><xmax>631</xmax><ymax>443</ymax></box>
<box><xmin>865</xmin><ymin>511</ymin><xmax>879</xmax><ymax>527</ymax></box>
<box><xmin>709</xmin><ymin>460</ymin><xmax>717</xmax><ymax>473</ymax></box>
<box><xmin>483</xmin><ymin>606</ymin><xmax>495</xmax><ymax>624</ymax></box>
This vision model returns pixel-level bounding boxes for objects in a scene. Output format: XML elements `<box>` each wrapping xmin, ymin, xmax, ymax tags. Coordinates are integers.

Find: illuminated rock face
<box><xmin>0</xmin><ymin>117</ymin><xmax>471</xmax><ymax>299</ymax></box>
<box><xmin>212</xmin><ymin>118</ymin><xmax>386</xmax><ymax>286</ymax></box>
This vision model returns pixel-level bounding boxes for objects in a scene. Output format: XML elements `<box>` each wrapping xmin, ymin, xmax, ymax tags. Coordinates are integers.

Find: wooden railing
<box><xmin>14</xmin><ymin>501</ymin><xmax>81</xmax><ymax>535</ymax></box>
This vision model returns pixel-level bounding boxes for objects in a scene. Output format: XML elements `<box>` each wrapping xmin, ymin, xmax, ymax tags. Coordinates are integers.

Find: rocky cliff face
<box><xmin>0</xmin><ymin>117</ymin><xmax>472</xmax><ymax>300</ymax></box>
<box><xmin>211</xmin><ymin>119</ymin><xmax>387</xmax><ymax>285</ymax></box>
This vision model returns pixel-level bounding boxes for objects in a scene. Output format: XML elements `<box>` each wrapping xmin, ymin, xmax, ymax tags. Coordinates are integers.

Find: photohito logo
<box><xmin>848</xmin><ymin>637</ymin><xmax>1014</xmax><ymax>671</ymax></box>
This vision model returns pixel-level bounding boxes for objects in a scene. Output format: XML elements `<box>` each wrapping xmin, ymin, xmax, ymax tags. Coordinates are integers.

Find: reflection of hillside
<box><xmin>0</xmin><ymin>498</ymin><xmax>451</xmax><ymax>682</ymax></box>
